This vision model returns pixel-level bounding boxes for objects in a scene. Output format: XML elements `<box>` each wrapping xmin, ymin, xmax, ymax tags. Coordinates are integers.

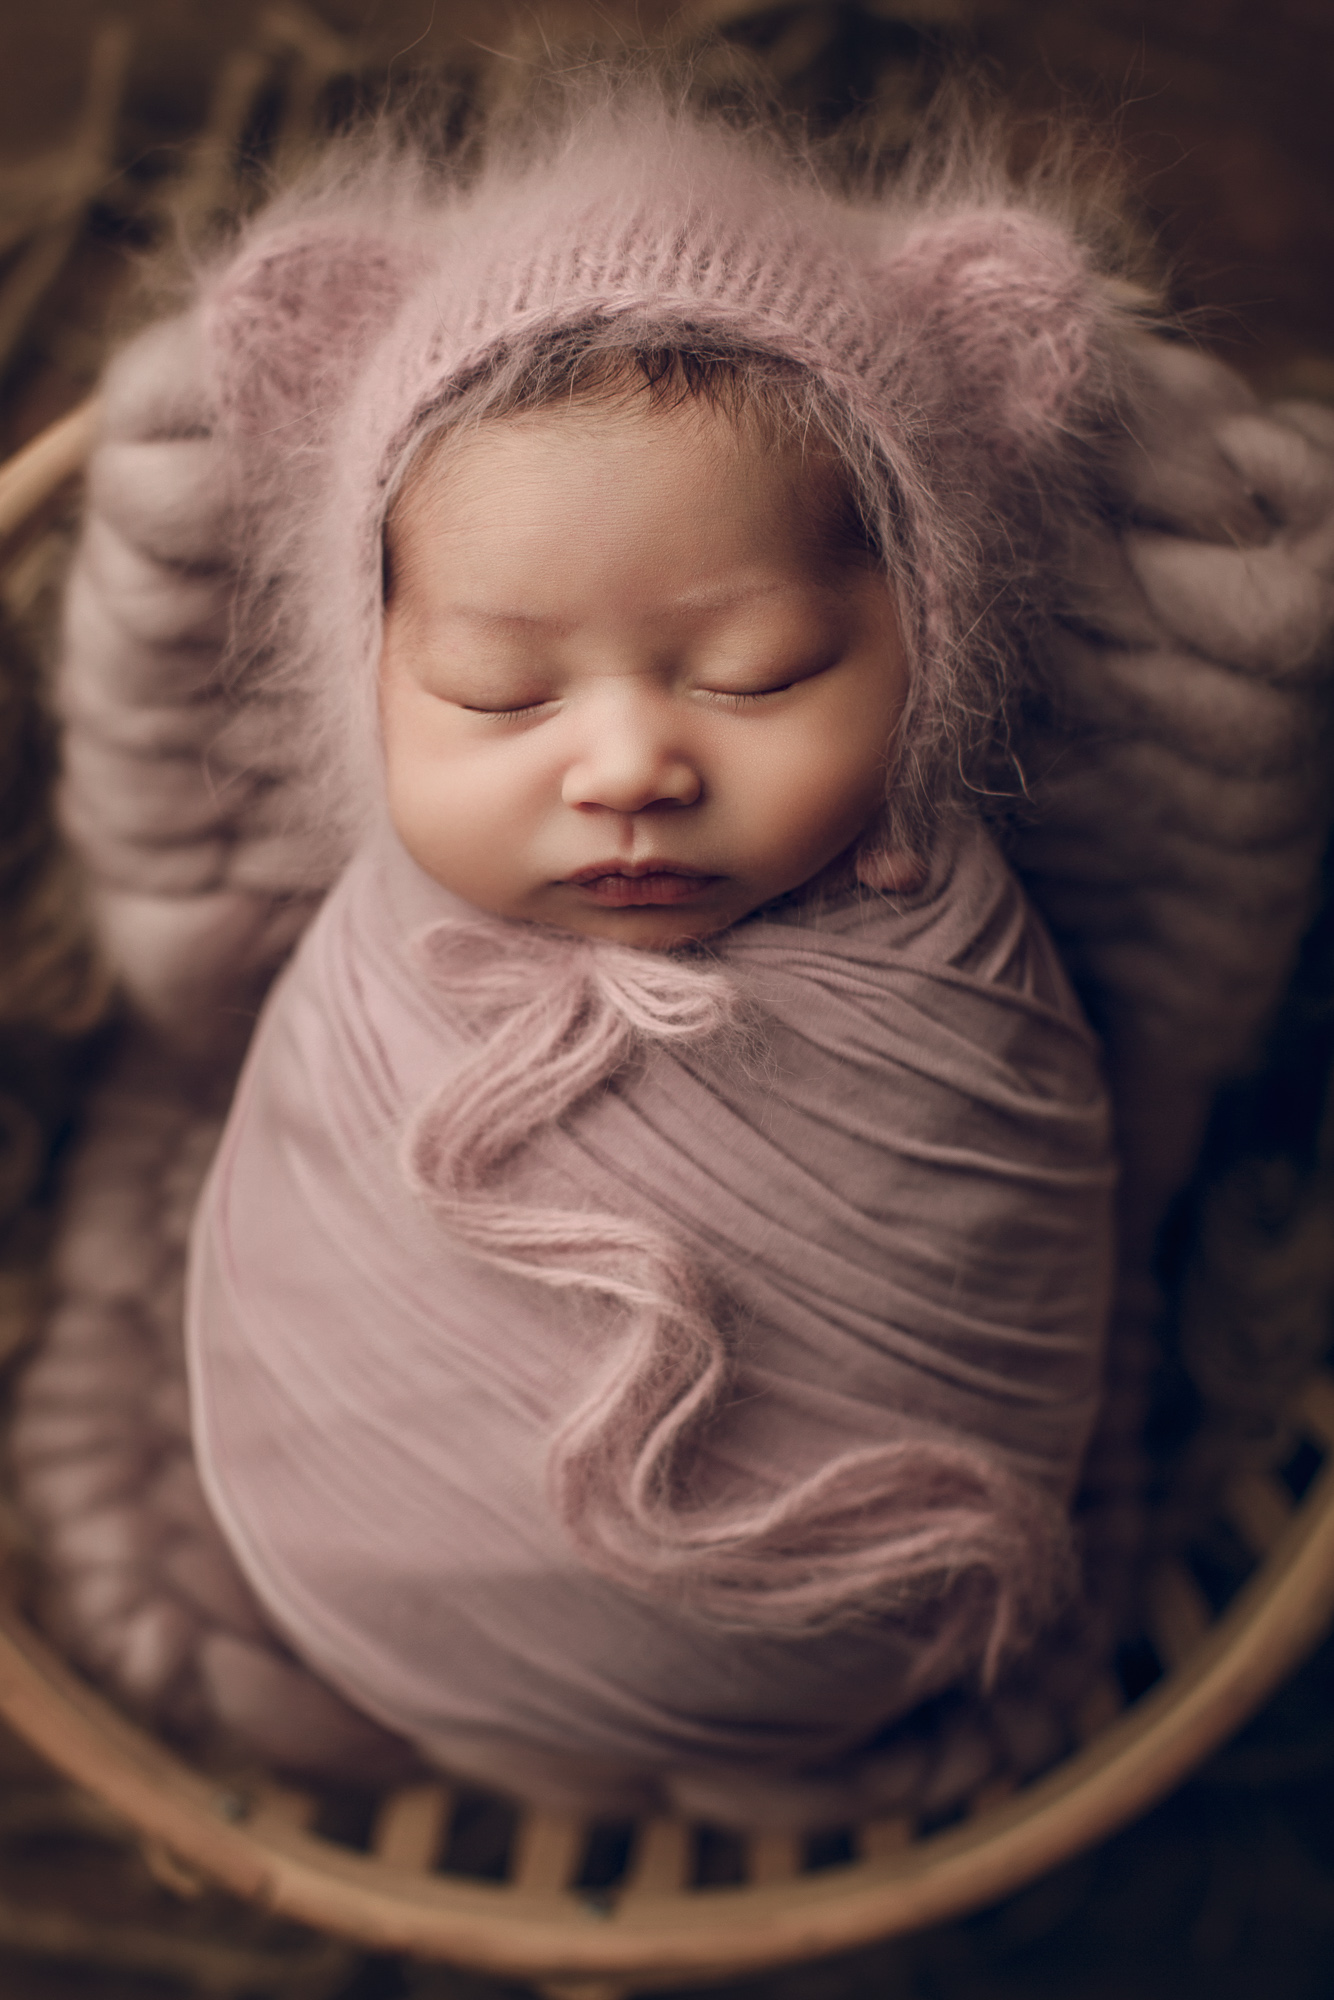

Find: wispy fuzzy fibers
<box><xmin>404</xmin><ymin>912</ymin><xmax>1076</xmax><ymax>1676</ymax></box>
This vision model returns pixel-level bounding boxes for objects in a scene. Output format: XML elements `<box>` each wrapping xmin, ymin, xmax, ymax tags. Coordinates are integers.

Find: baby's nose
<box><xmin>560</xmin><ymin>707</ymin><xmax>702</xmax><ymax>814</ymax></box>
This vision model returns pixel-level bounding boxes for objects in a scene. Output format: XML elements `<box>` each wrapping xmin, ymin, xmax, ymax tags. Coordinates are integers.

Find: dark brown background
<box><xmin>5</xmin><ymin>0</ymin><xmax>1334</xmax><ymax>419</ymax></box>
<box><xmin>0</xmin><ymin>4</ymin><xmax>1332</xmax><ymax>1996</ymax></box>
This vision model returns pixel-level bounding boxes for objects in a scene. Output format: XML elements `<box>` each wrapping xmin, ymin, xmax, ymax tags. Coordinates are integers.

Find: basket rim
<box><xmin>0</xmin><ymin>396</ymin><xmax>100</xmax><ymax>552</ymax></box>
<box><xmin>0</xmin><ymin>1422</ymin><xmax>1331</xmax><ymax>1982</ymax></box>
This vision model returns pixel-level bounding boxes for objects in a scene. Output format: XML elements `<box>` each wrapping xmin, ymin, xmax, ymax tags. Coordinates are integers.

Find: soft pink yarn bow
<box><xmin>405</xmin><ymin>916</ymin><xmax>1071</xmax><ymax>1680</ymax></box>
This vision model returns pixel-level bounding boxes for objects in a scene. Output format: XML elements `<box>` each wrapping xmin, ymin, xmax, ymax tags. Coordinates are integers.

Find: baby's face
<box><xmin>379</xmin><ymin>396</ymin><xmax>908</xmax><ymax>947</ymax></box>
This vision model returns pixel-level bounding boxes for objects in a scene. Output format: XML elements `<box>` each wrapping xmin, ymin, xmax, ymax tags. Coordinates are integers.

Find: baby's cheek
<box><xmin>379</xmin><ymin>696</ymin><xmax>541</xmax><ymax>917</ymax></box>
<box><xmin>383</xmin><ymin>763</ymin><xmax>445</xmax><ymax>887</ymax></box>
<box><xmin>380</xmin><ymin>684</ymin><xmax>462</xmax><ymax>884</ymax></box>
<box><xmin>766</xmin><ymin>714</ymin><xmax>888</xmax><ymax>869</ymax></box>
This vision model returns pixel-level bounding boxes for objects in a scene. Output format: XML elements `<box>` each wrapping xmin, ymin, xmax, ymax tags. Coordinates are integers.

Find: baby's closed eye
<box><xmin>395</xmin><ymin>640</ymin><xmax>557</xmax><ymax>716</ymax></box>
<box><xmin>396</xmin><ymin>641</ymin><xmax>844</xmax><ymax>718</ymax></box>
<box><xmin>455</xmin><ymin>691</ymin><xmax>556</xmax><ymax>718</ymax></box>
<box><xmin>692</xmin><ymin>647</ymin><xmax>845</xmax><ymax>706</ymax></box>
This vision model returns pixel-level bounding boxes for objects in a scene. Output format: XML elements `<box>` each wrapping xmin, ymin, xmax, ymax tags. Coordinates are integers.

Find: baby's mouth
<box><xmin>565</xmin><ymin>862</ymin><xmax>722</xmax><ymax>907</ymax></box>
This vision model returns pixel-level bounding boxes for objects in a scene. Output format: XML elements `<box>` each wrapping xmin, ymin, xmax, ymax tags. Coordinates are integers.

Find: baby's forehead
<box><xmin>386</xmin><ymin>387</ymin><xmax>875</xmax><ymax>591</ymax></box>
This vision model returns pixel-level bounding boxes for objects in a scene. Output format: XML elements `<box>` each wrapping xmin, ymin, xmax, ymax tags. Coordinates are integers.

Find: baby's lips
<box><xmin>569</xmin><ymin>869</ymin><xmax>723</xmax><ymax>907</ymax></box>
<box><xmin>564</xmin><ymin>857</ymin><xmax>713</xmax><ymax>884</ymax></box>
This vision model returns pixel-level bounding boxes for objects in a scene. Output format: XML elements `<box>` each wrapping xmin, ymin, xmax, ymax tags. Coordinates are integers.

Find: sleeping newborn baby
<box><xmin>189</xmin><ymin>334</ymin><xmax>1115</xmax><ymax>1818</ymax></box>
<box><xmin>20</xmin><ymin>81</ymin><xmax>1140</xmax><ymax>1826</ymax></box>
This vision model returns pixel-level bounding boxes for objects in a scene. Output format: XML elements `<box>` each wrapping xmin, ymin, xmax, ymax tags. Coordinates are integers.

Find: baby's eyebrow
<box><xmin>445</xmin><ymin>579</ymin><xmax>818</xmax><ymax>627</ymax></box>
<box><xmin>444</xmin><ymin>604</ymin><xmax>576</xmax><ymax>635</ymax></box>
<box><xmin>660</xmin><ymin>572</ymin><xmax>861</xmax><ymax>617</ymax></box>
<box><xmin>664</xmin><ymin>578</ymin><xmax>794</xmax><ymax>614</ymax></box>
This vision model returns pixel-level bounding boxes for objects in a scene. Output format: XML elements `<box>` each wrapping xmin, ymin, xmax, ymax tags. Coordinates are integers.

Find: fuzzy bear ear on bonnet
<box><xmin>203</xmin><ymin>228</ymin><xmax>421</xmax><ymax>441</ymax></box>
<box><xmin>877</xmin><ymin>206</ymin><xmax>1111</xmax><ymax>460</ymax></box>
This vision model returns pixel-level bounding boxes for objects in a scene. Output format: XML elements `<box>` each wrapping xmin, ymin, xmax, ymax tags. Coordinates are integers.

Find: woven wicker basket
<box><xmin>1</xmin><ymin>410</ymin><xmax>1333</xmax><ymax>1999</ymax></box>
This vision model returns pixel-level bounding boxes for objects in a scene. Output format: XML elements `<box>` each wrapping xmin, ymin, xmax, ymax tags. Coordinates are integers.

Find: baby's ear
<box><xmin>879</xmin><ymin>208</ymin><xmax>1112</xmax><ymax>458</ymax></box>
<box><xmin>204</xmin><ymin>228</ymin><xmax>420</xmax><ymax>438</ymax></box>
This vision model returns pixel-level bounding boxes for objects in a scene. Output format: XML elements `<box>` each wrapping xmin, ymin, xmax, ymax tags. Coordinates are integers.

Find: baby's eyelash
<box><xmin>699</xmin><ymin>684</ymin><xmax>791</xmax><ymax>711</ymax></box>
<box><xmin>460</xmin><ymin>699</ymin><xmax>551</xmax><ymax>720</ymax></box>
<box><xmin>456</xmin><ymin>678</ymin><xmax>808</xmax><ymax>718</ymax></box>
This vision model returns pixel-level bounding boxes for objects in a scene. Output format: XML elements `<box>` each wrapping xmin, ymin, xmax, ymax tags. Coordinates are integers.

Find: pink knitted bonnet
<box><xmin>199</xmin><ymin>75</ymin><xmax>1135</xmax><ymax>874</ymax></box>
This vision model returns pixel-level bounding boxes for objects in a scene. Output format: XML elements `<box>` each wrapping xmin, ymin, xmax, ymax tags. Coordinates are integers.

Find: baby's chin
<box><xmin>546</xmin><ymin>908</ymin><xmax>737</xmax><ymax>949</ymax></box>
<box><xmin>533</xmin><ymin>889</ymin><xmax>749</xmax><ymax>950</ymax></box>
<box><xmin>462</xmin><ymin>878</ymin><xmax>767</xmax><ymax>949</ymax></box>
<box><xmin>411</xmin><ymin>851</ymin><xmax>878</xmax><ymax>948</ymax></box>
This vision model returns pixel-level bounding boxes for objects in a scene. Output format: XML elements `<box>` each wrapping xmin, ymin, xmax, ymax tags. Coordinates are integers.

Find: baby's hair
<box><xmin>383</xmin><ymin>318</ymin><xmax>886</xmax><ymax>600</ymax></box>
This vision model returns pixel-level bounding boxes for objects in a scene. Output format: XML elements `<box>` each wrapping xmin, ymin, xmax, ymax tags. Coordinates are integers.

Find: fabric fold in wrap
<box><xmin>187</xmin><ymin>817</ymin><xmax>1115</xmax><ymax>1807</ymax></box>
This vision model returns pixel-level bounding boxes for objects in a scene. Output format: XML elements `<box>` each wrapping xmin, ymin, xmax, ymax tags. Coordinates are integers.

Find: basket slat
<box><xmin>1225</xmin><ymin>1470</ymin><xmax>1296</xmax><ymax>1556</ymax></box>
<box><xmin>251</xmin><ymin>1785</ymin><xmax>318</xmax><ymax>1834</ymax></box>
<box><xmin>621</xmin><ymin>1818</ymin><xmax>691</xmax><ymax>1896</ymax></box>
<box><xmin>0</xmin><ymin>397</ymin><xmax>100</xmax><ymax>550</ymax></box>
<box><xmin>371</xmin><ymin>1782</ymin><xmax>452</xmax><ymax>1873</ymax></box>
<box><xmin>140</xmin><ymin>1835</ymin><xmax>208</xmax><ymax>1899</ymax></box>
<box><xmin>746</xmin><ymin>1830</ymin><xmax>803</xmax><ymax>1884</ymax></box>
<box><xmin>1072</xmin><ymin>1675</ymin><xmax>1124</xmax><ymax>1744</ymax></box>
<box><xmin>858</xmin><ymin>1817</ymin><xmax>913</xmax><ymax>1861</ymax></box>
<box><xmin>1145</xmin><ymin>1562</ymin><xmax>1213</xmax><ymax>1671</ymax></box>
<box><xmin>511</xmin><ymin>1810</ymin><xmax>587</xmax><ymax>1894</ymax></box>
<box><xmin>1298</xmin><ymin>1369</ymin><xmax>1334</xmax><ymax>1448</ymax></box>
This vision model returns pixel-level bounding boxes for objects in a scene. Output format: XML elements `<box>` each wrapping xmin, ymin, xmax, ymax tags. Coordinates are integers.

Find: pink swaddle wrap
<box><xmin>187</xmin><ymin>809</ymin><xmax>1114</xmax><ymax>1812</ymax></box>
